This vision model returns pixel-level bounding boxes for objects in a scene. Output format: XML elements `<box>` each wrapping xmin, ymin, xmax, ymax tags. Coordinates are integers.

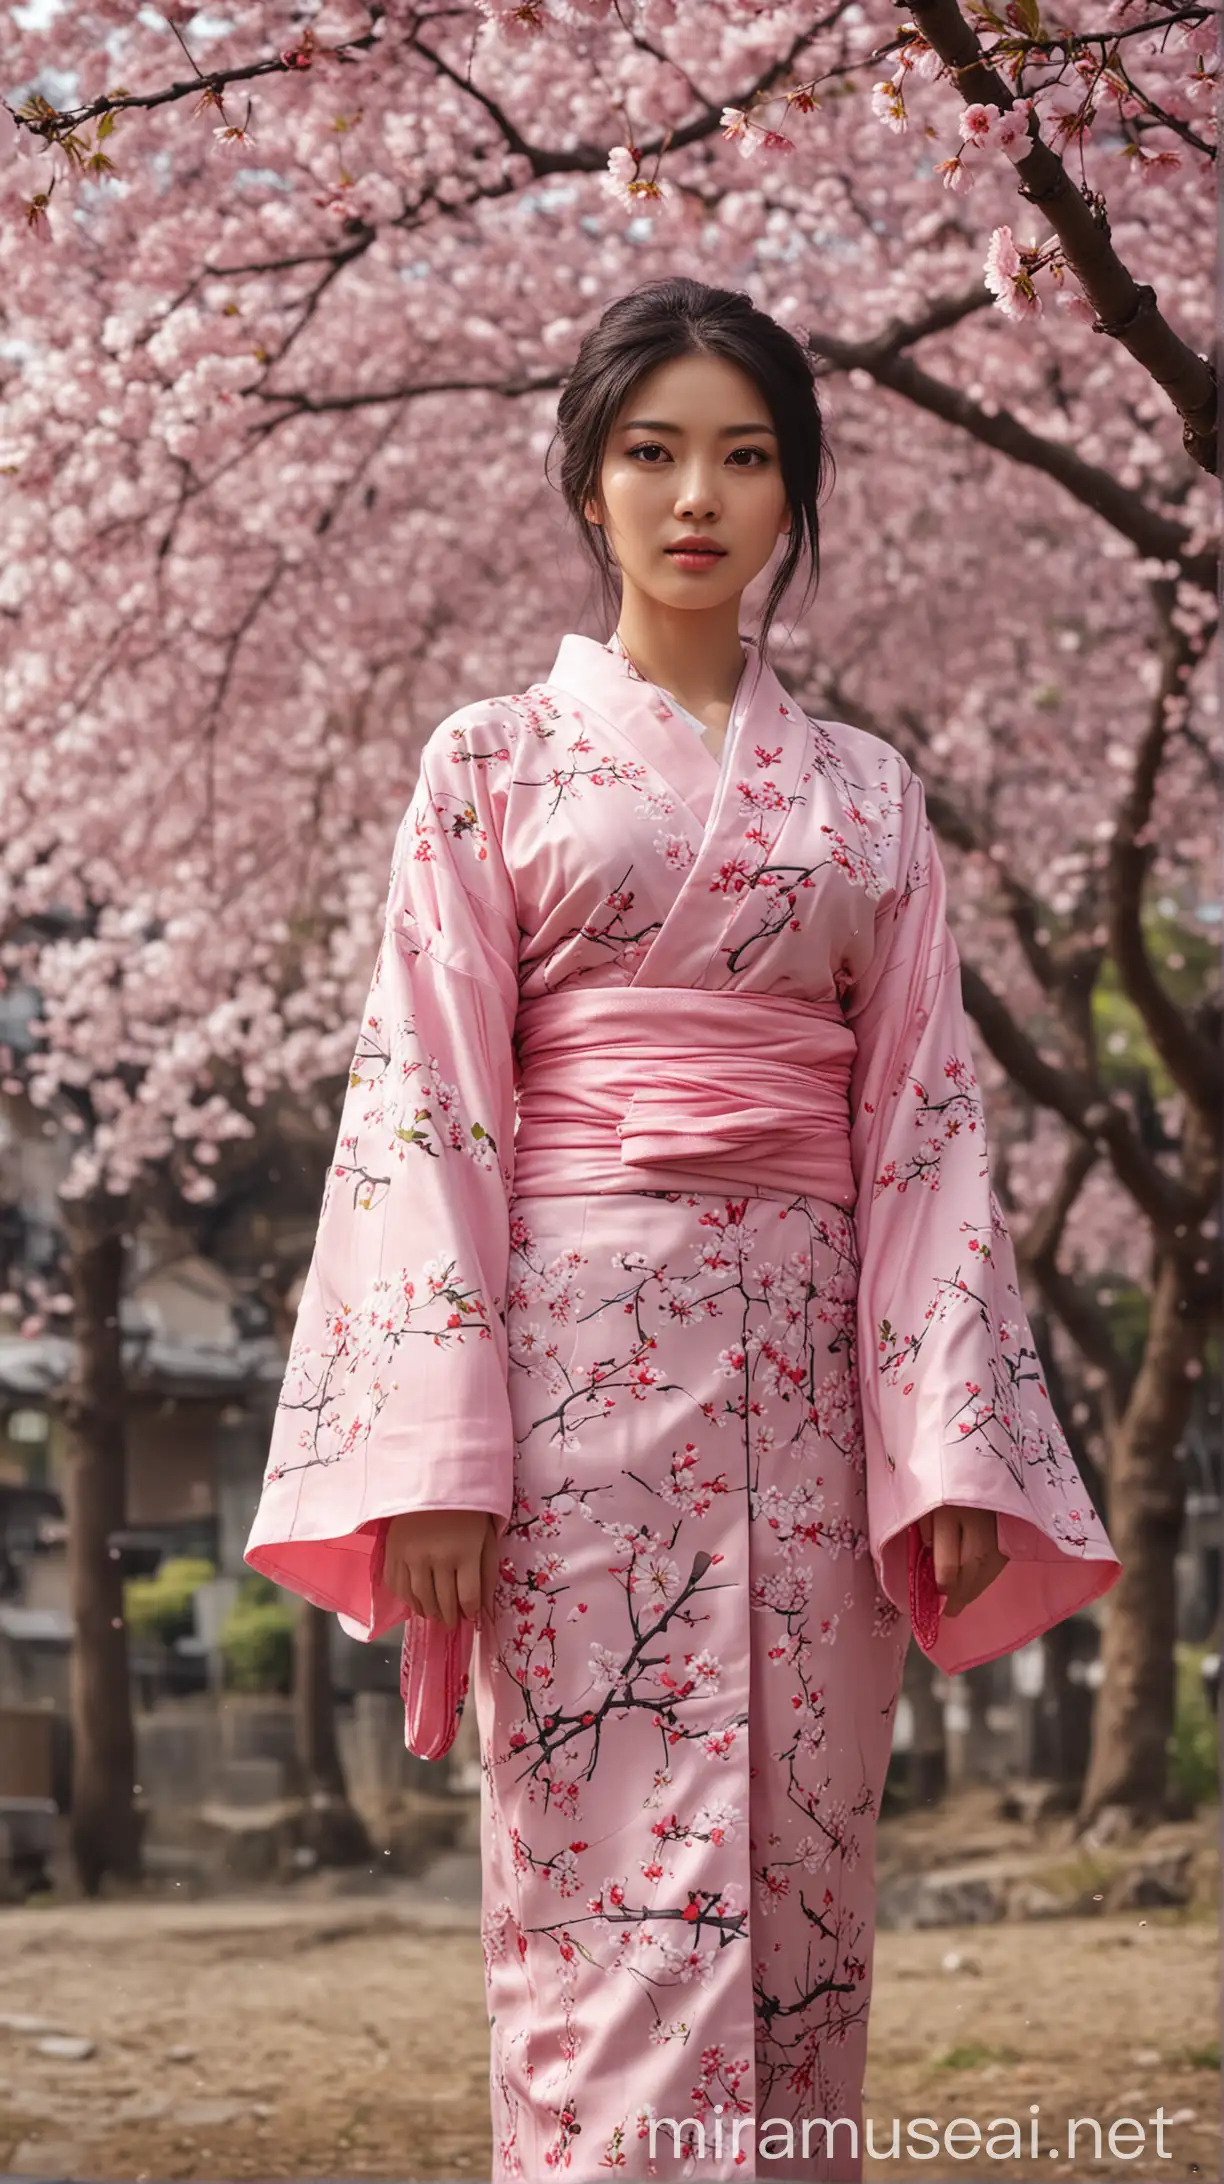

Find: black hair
<box><xmin>549</xmin><ymin>276</ymin><xmax>833</xmax><ymax>658</ymax></box>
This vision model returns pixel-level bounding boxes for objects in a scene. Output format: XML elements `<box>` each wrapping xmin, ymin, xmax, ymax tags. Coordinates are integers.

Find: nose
<box><xmin>674</xmin><ymin>466</ymin><xmax>720</xmax><ymax>523</ymax></box>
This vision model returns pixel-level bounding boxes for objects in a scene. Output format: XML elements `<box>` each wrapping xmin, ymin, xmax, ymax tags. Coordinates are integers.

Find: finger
<box><xmin>944</xmin><ymin>1574</ymin><xmax>982</xmax><ymax>1618</ymax></box>
<box><xmin>409</xmin><ymin>1559</ymin><xmax>441</xmax><ymax>1622</ymax></box>
<box><xmin>917</xmin><ymin>1510</ymin><xmax>933</xmax><ymax>1551</ymax></box>
<box><xmin>961</xmin><ymin>1510</ymin><xmax>997</xmax><ymax>1561</ymax></box>
<box><xmin>953</xmin><ymin>1544</ymin><xmax>991</xmax><ymax>1579</ymax></box>
<box><xmin>383</xmin><ymin>1549</ymin><xmax>412</xmax><ymax>1605</ymax></box>
<box><xmin>931</xmin><ymin>1511</ymin><xmax>963</xmax><ymax>1598</ymax></box>
<box><xmin>480</xmin><ymin>1522</ymin><xmax>500</xmax><ymax>1623</ymax></box>
<box><xmin>945</xmin><ymin>1550</ymin><xmax>1007</xmax><ymax>1617</ymax></box>
<box><xmin>433</xmin><ymin>1561</ymin><xmax>460</xmax><ymax>1632</ymax></box>
<box><xmin>456</xmin><ymin>1553</ymin><xmax>482</xmax><ymax>1623</ymax></box>
<box><xmin>940</xmin><ymin>1562</ymin><xmax>966</xmax><ymax>1616</ymax></box>
<box><xmin>940</xmin><ymin>1530</ymin><xmax>987</xmax><ymax>1617</ymax></box>
<box><xmin>399</xmin><ymin>1575</ymin><xmax>428</xmax><ymax>1620</ymax></box>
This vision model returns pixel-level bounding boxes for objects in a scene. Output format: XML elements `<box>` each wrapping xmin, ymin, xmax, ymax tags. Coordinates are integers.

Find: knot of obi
<box><xmin>512</xmin><ymin>987</ymin><xmax>858</xmax><ymax>1207</ymax></box>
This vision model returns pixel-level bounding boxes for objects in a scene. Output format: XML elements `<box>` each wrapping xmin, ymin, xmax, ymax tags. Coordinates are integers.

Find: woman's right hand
<box><xmin>384</xmin><ymin>1509</ymin><xmax>500</xmax><ymax>1630</ymax></box>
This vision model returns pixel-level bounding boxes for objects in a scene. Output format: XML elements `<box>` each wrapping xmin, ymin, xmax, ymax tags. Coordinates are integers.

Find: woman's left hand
<box><xmin>918</xmin><ymin>1505</ymin><xmax>1009</xmax><ymax>1618</ymax></box>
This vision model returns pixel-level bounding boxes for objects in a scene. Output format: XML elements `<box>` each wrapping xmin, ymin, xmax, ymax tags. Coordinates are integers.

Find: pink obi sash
<box><xmin>512</xmin><ymin>987</ymin><xmax>857</xmax><ymax>1206</ymax></box>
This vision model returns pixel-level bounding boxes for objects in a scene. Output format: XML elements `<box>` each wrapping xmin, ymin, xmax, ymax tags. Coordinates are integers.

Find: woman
<box><xmin>246</xmin><ymin>278</ymin><xmax>1120</xmax><ymax>2182</ymax></box>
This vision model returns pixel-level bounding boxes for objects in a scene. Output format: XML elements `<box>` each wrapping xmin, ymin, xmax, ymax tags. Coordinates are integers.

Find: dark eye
<box><xmin>728</xmin><ymin>446</ymin><xmax>770</xmax><ymax>466</ymax></box>
<box><xmin>627</xmin><ymin>442</ymin><xmax>670</xmax><ymax>463</ymax></box>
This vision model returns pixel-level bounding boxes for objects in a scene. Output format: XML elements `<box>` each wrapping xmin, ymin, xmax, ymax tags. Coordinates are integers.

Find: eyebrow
<box><xmin>621</xmin><ymin>418</ymin><xmax>778</xmax><ymax>436</ymax></box>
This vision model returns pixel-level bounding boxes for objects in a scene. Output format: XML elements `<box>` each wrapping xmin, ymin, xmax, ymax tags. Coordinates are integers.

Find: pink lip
<box><xmin>666</xmin><ymin>538</ymin><xmax>725</xmax><ymax>555</ymax></box>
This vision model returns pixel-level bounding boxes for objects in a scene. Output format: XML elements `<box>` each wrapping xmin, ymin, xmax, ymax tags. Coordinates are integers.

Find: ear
<box><xmin>584</xmin><ymin>498</ymin><xmax>603</xmax><ymax>526</ymax></box>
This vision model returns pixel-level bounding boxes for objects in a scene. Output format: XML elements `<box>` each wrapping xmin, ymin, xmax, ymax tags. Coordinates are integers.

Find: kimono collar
<box><xmin>543</xmin><ymin>630</ymin><xmax>778</xmax><ymax>833</ymax></box>
<box><xmin>545</xmin><ymin>630</ymin><xmax>764</xmax><ymax>731</ymax></box>
<box><xmin>603</xmin><ymin>625</ymin><xmax>754</xmax><ymax>696</ymax></box>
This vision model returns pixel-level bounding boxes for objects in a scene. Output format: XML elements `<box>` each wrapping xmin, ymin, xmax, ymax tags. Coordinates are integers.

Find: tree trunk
<box><xmin>293</xmin><ymin>1600</ymin><xmax>372</xmax><ymax>1866</ymax></box>
<box><xmin>1078</xmin><ymin>1248</ymin><xmax>1211</xmax><ymax>1823</ymax></box>
<box><xmin>295</xmin><ymin>1599</ymin><xmax>349</xmax><ymax>1796</ymax></box>
<box><xmin>60</xmin><ymin>1200</ymin><xmax>141</xmax><ymax>1895</ymax></box>
<box><xmin>1035</xmin><ymin>1616</ymin><xmax>1096</xmax><ymax>1797</ymax></box>
<box><xmin>903</xmin><ymin>1640</ymin><xmax>947</xmax><ymax>1806</ymax></box>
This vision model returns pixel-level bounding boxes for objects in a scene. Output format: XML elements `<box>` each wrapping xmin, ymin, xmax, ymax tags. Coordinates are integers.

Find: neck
<box><xmin>613</xmin><ymin>592</ymin><xmax>748</xmax><ymax>714</ymax></box>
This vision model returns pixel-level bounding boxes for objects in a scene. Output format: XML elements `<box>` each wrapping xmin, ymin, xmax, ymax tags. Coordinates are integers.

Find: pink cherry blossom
<box><xmin>0</xmin><ymin>0</ymin><xmax>1210</xmax><ymax>1267</ymax></box>
<box><xmin>476</xmin><ymin>0</ymin><xmax>548</xmax><ymax>31</ymax></box>
<box><xmin>1133</xmin><ymin>148</ymin><xmax>1184</xmax><ymax>186</ymax></box>
<box><xmin>995</xmin><ymin>100</ymin><xmax>1035</xmax><ymax>160</ymax></box>
<box><xmin>15</xmin><ymin>93</ymin><xmax>1202</xmax><ymax>1925</ymax></box>
<box><xmin>983</xmin><ymin>224</ymin><xmax>1043</xmax><ymax>319</ymax></box>
<box><xmin>959</xmin><ymin>103</ymin><xmax>1002</xmax><ymax>147</ymax></box>
<box><xmin>935</xmin><ymin>156</ymin><xmax>975</xmax><ymax>194</ymax></box>
<box><xmin>870</xmin><ymin>79</ymin><xmax>907</xmax><ymax>134</ymax></box>
<box><xmin>21</xmin><ymin>190</ymin><xmax>53</xmax><ymax>239</ymax></box>
<box><xmin>601</xmin><ymin>145</ymin><xmax>672</xmax><ymax>214</ymax></box>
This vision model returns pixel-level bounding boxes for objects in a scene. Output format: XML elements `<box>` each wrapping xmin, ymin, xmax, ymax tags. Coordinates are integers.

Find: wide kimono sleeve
<box><xmin>243</xmin><ymin>704</ymin><xmax>520</xmax><ymax>1641</ymax></box>
<box><xmin>843</xmin><ymin>757</ymin><xmax>1121</xmax><ymax>1674</ymax></box>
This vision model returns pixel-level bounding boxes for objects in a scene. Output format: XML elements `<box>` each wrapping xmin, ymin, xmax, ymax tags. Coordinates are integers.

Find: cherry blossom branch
<box><xmin>973</xmin><ymin>8</ymin><xmax>1212</xmax><ymax>158</ymax></box>
<box><xmin>919</xmin><ymin>777</ymin><xmax>1103</xmax><ymax>1030</ymax></box>
<box><xmin>412</xmin><ymin>8</ymin><xmax>842</xmax><ymax>178</ymax></box>
<box><xmin>7</xmin><ymin>25</ymin><xmax>382</xmax><ymax>141</ymax></box>
<box><xmin>615</xmin><ymin>0</ymin><xmax>864</xmax><ymax>117</ymax></box>
<box><xmin>805</xmin><ymin>302</ymin><xmax>1215</xmax><ymax>589</ymax></box>
<box><xmin>821</xmin><ymin>678</ymin><xmax>1083</xmax><ymax>1011</ymax></box>
<box><xmin>409</xmin><ymin>32</ymin><xmax>607</xmax><ymax>175</ymax></box>
<box><xmin>195</xmin><ymin>551</ymin><xmax>289</xmax><ymax>881</ymax></box>
<box><xmin>900</xmin><ymin>0</ymin><xmax>1218</xmax><ymax>471</ymax></box>
<box><xmin>813</xmin><ymin>673</ymin><xmax>1209</xmax><ymax>1234</ymax></box>
<box><xmin>1106</xmin><ymin>585</ymin><xmax>1223</xmax><ymax>1112</ymax></box>
<box><xmin>8</xmin><ymin>6</ymin><xmax>850</xmax><ymax>202</ymax></box>
<box><xmin>249</xmin><ymin>232</ymin><xmax>378</xmax><ymax>378</ymax></box>
<box><xmin>247</xmin><ymin>366</ymin><xmax>565</xmax><ymax>433</ymax></box>
<box><xmin>246</xmin><ymin>280</ymin><xmax>1211</xmax><ymax>599</ymax></box>
<box><xmin>956</xmin><ymin>958</ymin><xmax>1197</xmax><ymax>1234</ymax></box>
<box><xmin>974</xmin><ymin>11</ymin><xmax>1215</xmax><ymax>160</ymax></box>
<box><xmin>1047</xmin><ymin>8</ymin><xmax>1211</xmax><ymax>40</ymax></box>
<box><xmin>1016</xmin><ymin>1134</ymin><xmax>1133</xmax><ymax>1404</ymax></box>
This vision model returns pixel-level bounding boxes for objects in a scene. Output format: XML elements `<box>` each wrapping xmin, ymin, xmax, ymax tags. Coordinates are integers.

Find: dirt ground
<box><xmin>0</xmin><ymin>1804</ymin><xmax>1218</xmax><ymax>2184</ymax></box>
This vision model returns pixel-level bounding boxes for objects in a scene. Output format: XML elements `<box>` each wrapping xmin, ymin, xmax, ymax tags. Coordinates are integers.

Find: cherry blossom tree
<box><xmin>8</xmin><ymin>2</ymin><xmax>1216</xmax><ymax>457</ymax></box>
<box><xmin>0</xmin><ymin>0</ymin><xmax>1216</xmax><ymax>1879</ymax></box>
<box><xmin>798</xmin><ymin>556</ymin><xmax>1219</xmax><ymax>1820</ymax></box>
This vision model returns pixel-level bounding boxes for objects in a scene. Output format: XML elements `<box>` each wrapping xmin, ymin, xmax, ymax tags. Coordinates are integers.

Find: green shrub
<box><xmin>219</xmin><ymin>1581</ymin><xmax>295</xmax><ymax>1693</ymax></box>
<box><xmin>1168</xmin><ymin>1642</ymin><xmax>1220</xmax><ymax>1808</ymax></box>
<box><xmin>124</xmin><ymin>1556</ymin><xmax>217</xmax><ymax>1645</ymax></box>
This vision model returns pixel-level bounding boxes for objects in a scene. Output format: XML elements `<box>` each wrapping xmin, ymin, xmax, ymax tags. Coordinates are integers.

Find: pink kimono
<box><xmin>246</xmin><ymin>632</ymin><xmax>1120</xmax><ymax>2182</ymax></box>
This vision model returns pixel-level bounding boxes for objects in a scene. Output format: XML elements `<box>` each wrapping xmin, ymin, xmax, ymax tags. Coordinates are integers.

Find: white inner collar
<box><xmin>667</xmin><ymin>693</ymin><xmax>714</xmax><ymax>738</ymax></box>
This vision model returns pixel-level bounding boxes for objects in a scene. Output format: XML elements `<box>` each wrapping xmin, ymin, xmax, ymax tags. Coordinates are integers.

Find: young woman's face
<box><xmin>585</xmin><ymin>351</ymin><xmax>790</xmax><ymax>614</ymax></box>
